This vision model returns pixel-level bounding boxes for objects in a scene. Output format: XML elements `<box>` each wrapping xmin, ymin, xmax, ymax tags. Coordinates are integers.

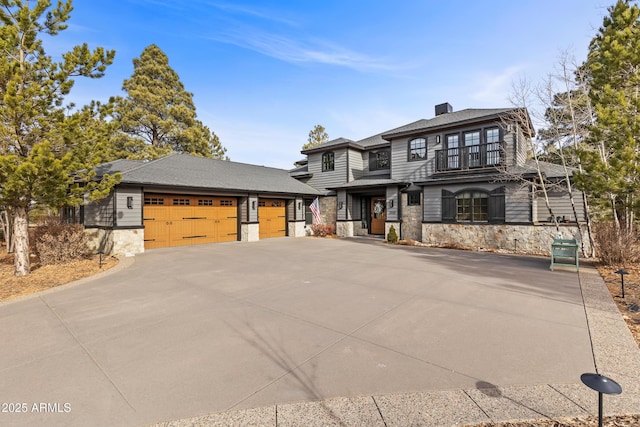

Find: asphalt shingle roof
<box><xmin>99</xmin><ymin>154</ymin><xmax>320</xmax><ymax>196</ymax></box>
<box><xmin>382</xmin><ymin>108</ymin><xmax>517</xmax><ymax>138</ymax></box>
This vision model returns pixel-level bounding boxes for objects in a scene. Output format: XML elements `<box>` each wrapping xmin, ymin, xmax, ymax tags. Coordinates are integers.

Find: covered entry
<box><xmin>143</xmin><ymin>194</ymin><xmax>237</xmax><ymax>249</ymax></box>
<box><xmin>259</xmin><ymin>199</ymin><xmax>286</xmax><ymax>238</ymax></box>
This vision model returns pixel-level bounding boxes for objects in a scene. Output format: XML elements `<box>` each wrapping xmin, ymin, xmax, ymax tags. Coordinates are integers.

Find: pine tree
<box><xmin>0</xmin><ymin>0</ymin><xmax>118</xmax><ymax>276</ymax></box>
<box><xmin>302</xmin><ymin>124</ymin><xmax>329</xmax><ymax>150</ymax></box>
<box><xmin>575</xmin><ymin>0</ymin><xmax>640</xmax><ymax>231</ymax></box>
<box><xmin>114</xmin><ymin>44</ymin><xmax>227</xmax><ymax>160</ymax></box>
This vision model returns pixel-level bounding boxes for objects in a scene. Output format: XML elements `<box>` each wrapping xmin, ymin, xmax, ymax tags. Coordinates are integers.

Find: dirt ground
<box><xmin>0</xmin><ymin>245</ymin><xmax>638</xmax><ymax>426</ymax></box>
<box><xmin>0</xmin><ymin>247</ymin><xmax>118</xmax><ymax>302</ymax></box>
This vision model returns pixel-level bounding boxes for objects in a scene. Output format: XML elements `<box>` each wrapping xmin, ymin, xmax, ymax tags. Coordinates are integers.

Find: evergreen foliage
<box><xmin>302</xmin><ymin>124</ymin><xmax>329</xmax><ymax>150</ymax></box>
<box><xmin>575</xmin><ymin>0</ymin><xmax>640</xmax><ymax>230</ymax></box>
<box><xmin>0</xmin><ymin>0</ymin><xmax>118</xmax><ymax>276</ymax></box>
<box><xmin>113</xmin><ymin>44</ymin><xmax>227</xmax><ymax>160</ymax></box>
<box><xmin>387</xmin><ymin>225</ymin><xmax>398</xmax><ymax>244</ymax></box>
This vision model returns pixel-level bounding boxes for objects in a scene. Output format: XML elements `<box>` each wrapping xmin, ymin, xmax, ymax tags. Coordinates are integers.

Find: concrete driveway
<box><xmin>0</xmin><ymin>238</ymin><xmax>594</xmax><ymax>426</ymax></box>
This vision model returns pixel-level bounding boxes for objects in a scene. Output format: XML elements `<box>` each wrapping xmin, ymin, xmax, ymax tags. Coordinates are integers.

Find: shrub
<box><xmin>33</xmin><ymin>217</ymin><xmax>90</xmax><ymax>265</ymax></box>
<box><xmin>387</xmin><ymin>225</ymin><xmax>398</xmax><ymax>244</ymax></box>
<box><xmin>593</xmin><ymin>222</ymin><xmax>640</xmax><ymax>266</ymax></box>
<box><xmin>310</xmin><ymin>223</ymin><xmax>335</xmax><ymax>237</ymax></box>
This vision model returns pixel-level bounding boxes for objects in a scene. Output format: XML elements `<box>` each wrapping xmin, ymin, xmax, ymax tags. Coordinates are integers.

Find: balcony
<box><xmin>435</xmin><ymin>142</ymin><xmax>504</xmax><ymax>172</ymax></box>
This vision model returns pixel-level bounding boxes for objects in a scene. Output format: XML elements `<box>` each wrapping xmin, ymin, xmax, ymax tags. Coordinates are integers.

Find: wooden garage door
<box><xmin>143</xmin><ymin>194</ymin><xmax>237</xmax><ymax>249</ymax></box>
<box><xmin>258</xmin><ymin>199</ymin><xmax>286</xmax><ymax>239</ymax></box>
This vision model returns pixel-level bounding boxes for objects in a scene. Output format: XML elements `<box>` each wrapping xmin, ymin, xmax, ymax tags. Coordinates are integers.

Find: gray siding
<box><xmin>390</xmin><ymin>135</ymin><xmax>434</xmax><ymax>181</ymax></box>
<box><xmin>386</xmin><ymin>186</ymin><xmax>400</xmax><ymax>221</ymax></box>
<box><xmin>515</xmin><ymin>126</ymin><xmax>530</xmax><ymax>166</ymax></box>
<box><xmin>535</xmin><ymin>190</ymin><xmax>585</xmax><ymax>222</ymax></box>
<box><xmin>115</xmin><ymin>187</ymin><xmax>142</xmax><ymax>227</ymax></box>
<box><xmin>348</xmin><ymin>149</ymin><xmax>364</xmax><ymax>181</ymax></box>
<box><xmin>336</xmin><ymin>190</ymin><xmax>347</xmax><ymax>221</ymax></box>
<box><xmin>423</xmin><ymin>187</ymin><xmax>441</xmax><ymax>222</ymax></box>
<box><xmin>248</xmin><ymin>194</ymin><xmax>258</xmax><ymax>222</ymax></box>
<box><xmin>306</xmin><ymin>149</ymin><xmax>348</xmax><ymax>190</ymax></box>
<box><xmin>239</xmin><ymin>196</ymin><xmax>249</xmax><ymax>222</ymax></box>
<box><xmin>423</xmin><ymin>183</ymin><xmax>517</xmax><ymax>223</ymax></box>
<box><xmin>295</xmin><ymin>196</ymin><xmax>305</xmax><ymax>221</ymax></box>
<box><xmin>84</xmin><ymin>192</ymin><xmax>114</xmax><ymax>227</ymax></box>
<box><xmin>505</xmin><ymin>184</ymin><xmax>531</xmax><ymax>223</ymax></box>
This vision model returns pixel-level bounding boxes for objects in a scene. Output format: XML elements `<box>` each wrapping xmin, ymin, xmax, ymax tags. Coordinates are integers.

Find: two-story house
<box><xmin>291</xmin><ymin>103</ymin><xmax>588</xmax><ymax>254</ymax></box>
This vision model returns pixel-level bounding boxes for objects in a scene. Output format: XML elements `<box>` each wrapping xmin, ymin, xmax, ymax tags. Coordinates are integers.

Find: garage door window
<box><xmin>144</xmin><ymin>197</ymin><xmax>164</xmax><ymax>205</ymax></box>
<box><xmin>198</xmin><ymin>199</ymin><xmax>213</xmax><ymax>206</ymax></box>
<box><xmin>173</xmin><ymin>199</ymin><xmax>190</xmax><ymax>205</ymax></box>
<box><xmin>220</xmin><ymin>199</ymin><xmax>235</xmax><ymax>206</ymax></box>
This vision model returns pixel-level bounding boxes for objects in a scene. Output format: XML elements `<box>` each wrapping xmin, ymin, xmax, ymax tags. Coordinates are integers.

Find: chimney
<box><xmin>435</xmin><ymin>102</ymin><xmax>453</xmax><ymax>116</ymax></box>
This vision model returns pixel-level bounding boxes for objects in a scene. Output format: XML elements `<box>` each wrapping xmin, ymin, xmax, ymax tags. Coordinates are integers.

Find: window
<box><xmin>305</xmin><ymin>200</ymin><xmax>314</xmax><ymax>225</ymax></box>
<box><xmin>371</xmin><ymin>150</ymin><xmax>390</xmax><ymax>170</ymax></box>
<box><xmin>442</xmin><ymin>188</ymin><xmax>505</xmax><ymax>223</ymax></box>
<box><xmin>409</xmin><ymin>138</ymin><xmax>426</xmax><ymax>160</ymax></box>
<box><xmin>173</xmin><ymin>198</ymin><xmax>190</xmax><ymax>205</ymax></box>
<box><xmin>456</xmin><ymin>191</ymin><xmax>488</xmax><ymax>222</ymax></box>
<box><xmin>219</xmin><ymin>199</ymin><xmax>235</xmax><ymax>206</ymax></box>
<box><xmin>322</xmin><ymin>152</ymin><xmax>335</xmax><ymax>172</ymax></box>
<box><xmin>408</xmin><ymin>192</ymin><xmax>421</xmax><ymax>206</ymax></box>
<box><xmin>464</xmin><ymin>131</ymin><xmax>481</xmax><ymax>167</ymax></box>
<box><xmin>446</xmin><ymin>134</ymin><xmax>459</xmax><ymax>169</ymax></box>
<box><xmin>485</xmin><ymin>127</ymin><xmax>501</xmax><ymax>165</ymax></box>
<box><xmin>198</xmin><ymin>199</ymin><xmax>213</xmax><ymax>206</ymax></box>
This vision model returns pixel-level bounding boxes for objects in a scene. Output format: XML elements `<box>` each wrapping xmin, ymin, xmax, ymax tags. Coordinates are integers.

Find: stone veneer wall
<box><xmin>422</xmin><ymin>223</ymin><xmax>591</xmax><ymax>256</ymax></box>
<box><xmin>401</xmin><ymin>193</ymin><xmax>422</xmax><ymax>241</ymax></box>
<box><xmin>319</xmin><ymin>196</ymin><xmax>337</xmax><ymax>226</ymax></box>
<box><xmin>85</xmin><ymin>228</ymin><xmax>144</xmax><ymax>256</ymax></box>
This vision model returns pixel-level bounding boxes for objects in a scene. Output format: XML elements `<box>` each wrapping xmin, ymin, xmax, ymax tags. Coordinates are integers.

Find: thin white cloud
<box><xmin>471</xmin><ymin>65</ymin><xmax>529</xmax><ymax>105</ymax></box>
<box><xmin>207</xmin><ymin>1</ymin><xmax>299</xmax><ymax>27</ymax></box>
<box><xmin>208</xmin><ymin>28</ymin><xmax>396</xmax><ymax>73</ymax></box>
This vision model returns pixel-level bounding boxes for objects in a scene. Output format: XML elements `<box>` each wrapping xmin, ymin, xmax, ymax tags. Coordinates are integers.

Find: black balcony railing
<box><xmin>435</xmin><ymin>142</ymin><xmax>503</xmax><ymax>172</ymax></box>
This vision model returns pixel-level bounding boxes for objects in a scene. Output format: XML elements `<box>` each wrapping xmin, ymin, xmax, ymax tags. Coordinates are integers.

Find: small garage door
<box><xmin>143</xmin><ymin>194</ymin><xmax>237</xmax><ymax>249</ymax></box>
<box><xmin>259</xmin><ymin>199</ymin><xmax>286</xmax><ymax>239</ymax></box>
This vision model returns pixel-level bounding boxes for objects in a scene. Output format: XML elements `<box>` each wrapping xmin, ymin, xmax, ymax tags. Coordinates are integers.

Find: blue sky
<box><xmin>55</xmin><ymin>0</ymin><xmax>612</xmax><ymax>169</ymax></box>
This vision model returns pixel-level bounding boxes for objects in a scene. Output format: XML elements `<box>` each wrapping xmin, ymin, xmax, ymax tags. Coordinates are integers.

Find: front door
<box><xmin>370</xmin><ymin>197</ymin><xmax>386</xmax><ymax>235</ymax></box>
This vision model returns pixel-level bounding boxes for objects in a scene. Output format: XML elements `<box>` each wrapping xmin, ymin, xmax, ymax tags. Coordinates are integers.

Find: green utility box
<box><xmin>550</xmin><ymin>238</ymin><xmax>579</xmax><ymax>271</ymax></box>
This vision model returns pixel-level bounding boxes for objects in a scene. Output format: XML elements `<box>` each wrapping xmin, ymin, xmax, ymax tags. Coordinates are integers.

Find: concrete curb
<box><xmin>151</xmin><ymin>262</ymin><xmax>640</xmax><ymax>427</ymax></box>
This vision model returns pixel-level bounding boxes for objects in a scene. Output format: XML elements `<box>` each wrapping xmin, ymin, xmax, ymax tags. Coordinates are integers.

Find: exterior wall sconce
<box><xmin>388</xmin><ymin>199</ymin><xmax>394</xmax><ymax>208</ymax></box>
<box><xmin>435</xmin><ymin>135</ymin><xmax>441</xmax><ymax>144</ymax></box>
<box><xmin>338</xmin><ymin>201</ymin><xmax>344</xmax><ymax>210</ymax></box>
<box><xmin>298</xmin><ymin>201</ymin><xmax>301</xmax><ymax>210</ymax></box>
<box><xmin>252</xmin><ymin>200</ymin><xmax>256</xmax><ymax>210</ymax></box>
<box><xmin>127</xmin><ymin>196</ymin><xmax>133</xmax><ymax>209</ymax></box>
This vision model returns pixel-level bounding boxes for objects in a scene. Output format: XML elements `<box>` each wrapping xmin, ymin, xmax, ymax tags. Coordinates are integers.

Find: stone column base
<box><xmin>85</xmin><ymin>228</ymin><xmax>144</xmax><ymax>256</ymax></box>
<box><xmin>288</xmin><ymin>221</ymin><xmax>306</xmax><ymax>237</ymax></box>
<box><xmin>241</xmin><ymin>223</ymin><xmax>259</xmax><ymax>242</ymax></box>
<box><xmin>336</xmin><ymin>221</ymin><xmax>355</xmax><ymax>237</ymax></box>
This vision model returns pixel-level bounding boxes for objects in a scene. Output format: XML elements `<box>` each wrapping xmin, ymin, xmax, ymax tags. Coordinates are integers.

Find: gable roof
<box><xmin>299</xmin><ymin>107</ymin><xmax>534</xmax><ymax>156</ymax></box>
<box><xmin>98</xmin><ymin>154</ymin><xmax>320</xmax><ymax>196</ymax></box>
<box><xmin>381</xmin><ymin>108</ymin><xmax>523</xmax><ymax>139</ymax></box>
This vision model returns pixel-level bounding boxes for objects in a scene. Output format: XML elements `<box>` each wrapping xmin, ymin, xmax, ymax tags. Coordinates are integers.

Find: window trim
<box><xmin>442</xmin><ymin>187</ymin><xmax>505</xmax><ymax>224</ymax></box>
<box><xmin>407</xmin><ymin>192</ymin><xmax>421</xmax><ymax>206</ymax></box>
<box><xmin>408</xmin><ymin>137</ymin><xmax>427</xmax><ymax>161</ymax></box>
<box><xmin>322</xmin><ymin>152</ymin><xmax>335</xmax><ymax>172</ymax></box>
<box><xmin>370</xmin><ymin>150</ymin><xmax>390</xmax><ymax>170</ymax></box>
<box><xmin>455</xmin><ymin>190</ymin><xmax>488</xmax><ymax>223</ymax></box>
